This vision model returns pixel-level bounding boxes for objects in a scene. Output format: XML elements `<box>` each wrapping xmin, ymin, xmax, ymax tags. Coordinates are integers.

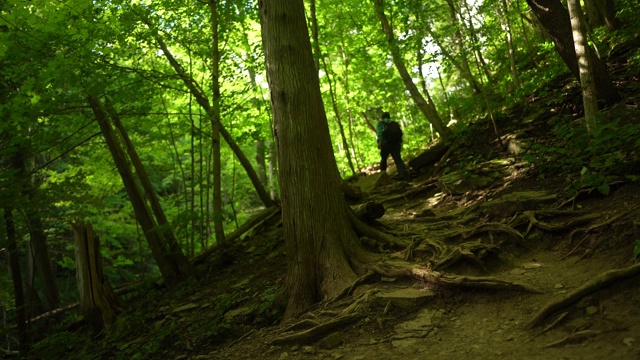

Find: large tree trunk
<box><xmin>259</xmin><ymin>0</ymin><xmax>366</xmax><ymax>320</ymax></box>
<box><xmin>373</xmin><ymin>0</ymin><xmax>452</xmax><ymax>140</ymax></box>
<box><xmin>525</xmin><ymin>0</ymin><xmax>621</xmax><ymax>106</ymax></box>
<box><xmin>73</xmin><ymin>221</ymin><xmax>120</xmax><ymax>334</ymax></box>
<box><xmin>3</xmin><ymin>207</ymin><xmax>28</xmax><ymax>356</ymax></box>
<box><xmin>89</xmin><ymin>95</ymin><xmax>193</xmax><ymax>290</ymax></box>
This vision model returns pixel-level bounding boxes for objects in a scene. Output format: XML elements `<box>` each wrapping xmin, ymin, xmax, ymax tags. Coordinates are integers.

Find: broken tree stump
<box><xmin>73</xmin><ymin>220</ymin><xmax>121</xmax><ymax>334</ymax></box>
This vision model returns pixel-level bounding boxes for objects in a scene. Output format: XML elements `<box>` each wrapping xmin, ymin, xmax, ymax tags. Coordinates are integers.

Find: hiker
<box><xmin>376</xmin><ymin>111</ymin><xmax>408</xmax><ymax>180</ymax></box>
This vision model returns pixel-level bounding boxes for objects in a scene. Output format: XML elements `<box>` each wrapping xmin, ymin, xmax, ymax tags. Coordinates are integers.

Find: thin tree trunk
<box><xmin>104</xmin><ymin>98</ymin><xmax>195</xmax><ymax>277</ymax></box>
<box><xmin>209</xmin><ymin>0</ymin><xmax>226</xmax><ymax>247</ymax></box>
<box><xmin>525</xmin><ymin>0</ymin><xmax>621</xmax><ymax>106</ymax></box>
<box><xmin>567</xmin><ymin>0</ymin><xmax>599</xmax><ymax>132</ymax></box>
<box><xmin>444</xmin><ymin>0</ymin><xmax>483</xmax><ymax>94</ymax></box>
<box><xmin>142</xmin><ymin>23</ymin><xmax>275</xmax><ymax>209</ymax></box>
<box><xmin>372</xmin><ymin>0</ymin><xmax>452</xmax><ymax>140</ymax></box>
<box><xmin>321</xmin><ymin>56</ymin><xmax>357</xmax><ymax>176</ymax></box>
<box><xmin>89</xmin><ymin>95</ymin><xmax>192</xmax><ymax>290</ymax></box>
<box><xmin>3</xmin><ymin>207</ymin><xmax>28</xmax><ymax>356</ymax></box>
<box><xmin>499</xmin><ymin>0</ymin><xmax>521</xmax><ymax>88</ymax></box>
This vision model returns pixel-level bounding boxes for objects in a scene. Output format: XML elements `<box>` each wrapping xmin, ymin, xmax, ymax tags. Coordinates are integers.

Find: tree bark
<box><xmin>139</xmin><ymin>15</ymin><xmax>276</xmax><ymax>209</ymax></box>
<box><xmin>567</xmin><ymin>0</ymin><xmax>599</xmax><ymax>132</ymax></box>
<box><xmin>73</xmin><ymin>221</ymin><xmax>120</xmax><ymax>334</ymax></box>
<box><xmin>372</xmin><ymin>0</ymin><xmax>453</xmax><ymax>140</ymax></box>
<box><xmin>525</xmin><ymin>0</ymin><xmax>621</xmax><ymax>106</ymax></box>
<box><xmin>209</xmin><ymin>0</ymin><xmax>226</xmax><ymax>247</ymax></box>
<box><xmin>104</xmin><ymin>98</ymin><xmax>195</xmax><ymax>277</ymax></box>
<box><xmin>89</xmin><ymin>95</ymin><xmax>193</xmax><ymax>290</ymax></box>
<box><xmin>259</xmin><ymin>0</ymin><xmax>367</xmax><ymax>320</ymax></box>
<box><xmin>3</xmin><ymin>207</ymin><xmax>28</xmax><ymax>356</ymax></box>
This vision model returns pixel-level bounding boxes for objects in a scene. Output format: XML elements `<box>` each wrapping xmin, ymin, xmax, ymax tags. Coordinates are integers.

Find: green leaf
<box><xmin>596</xmin><ymin>184</ymin><xmax>610</xmax><ymax>196</ymax></box>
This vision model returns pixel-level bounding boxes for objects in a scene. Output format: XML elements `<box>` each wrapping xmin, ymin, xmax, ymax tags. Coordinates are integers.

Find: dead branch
<box><xmin>271</xmin><ymin>313</ymin><xmax>362</xmax><ymax>345</ymax></box>
<box><xmin>527</xmin><ymin>262</ymin><xmax>640</xmax><ymax>328</ymax></box>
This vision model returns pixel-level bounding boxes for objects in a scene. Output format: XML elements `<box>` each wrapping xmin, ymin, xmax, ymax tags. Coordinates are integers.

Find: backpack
<box><xmin>382</xmin><ymin>121</ymin><xmax>403</xmax><ymax>144</ymax></box>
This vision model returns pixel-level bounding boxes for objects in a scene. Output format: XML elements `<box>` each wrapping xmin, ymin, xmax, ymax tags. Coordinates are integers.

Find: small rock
<box><xmin>279</xmin><ymin>352</ymin><xmax>289</xmax><ymax>359</ymax></box>
<box><xmin>290</xmin><ymin>345</ymin><xmax>299</xmax><ymax>352</ymax></box>
<box><xmin>585</xmin><ymin>306</ymin><xmax>598</xmax><ymax>315</ymax></box>
<box><xmin>302</xmin><ymin>345</ymin><xmax>315</xmax><ymax>354</ymax></box>
<box><xmin>554</xmin><ymin>283</ymin><xmax>564</xmax><ymax>289</ymax></box>
<box><xmin>369</xmin><ymin>339</ymin><xmax>379</xmax><ymax>345</ymax></box>
<box><xmin>510</xmin><ymin>268</ymin><xmax>526</xmax><ymax>275</ymax></box>
<box><xmin>623</xmin><ymin>337</ymin><xmax>635</xmax><ymax>347</ymax></box>
<box><xmin>331</xmin><ymin>353</ymin><xmax>344</xmax><ymax>360</ymax></box>
<box><xmin>318</xmin><ymin>332</ymin><xmax>343</xmax><ymax>349</ymax></box>
<box><xmin>175</xmin><ymin>356</ymin><xmax>188</xmax><ymax>360</ymax></box>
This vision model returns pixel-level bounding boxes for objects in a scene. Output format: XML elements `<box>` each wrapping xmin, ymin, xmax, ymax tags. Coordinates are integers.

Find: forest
<box><xmin>1</xmin><ymin>0</ymin><xmax>640</xmax><ymax>358</ymax></box>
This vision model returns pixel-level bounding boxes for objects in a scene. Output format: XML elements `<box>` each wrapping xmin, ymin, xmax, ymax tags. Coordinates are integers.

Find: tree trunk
<box><xmin>373</xmin><ymin>0</ymin><xmax>452</xmax><ymax>140</ymax></box>
<box><xmin>259</xmin><ymin>0</ymin><xmax>367</xmax><ymax>320</ymax></box>
<box><xmin>89</xmin><ymin>95</ymin><xmax>192</xmax><ymax>290</ymax></box>
<box><xmin>104</xmin><ymin>98</ymin><xmax>195</xmax><ymax>277</ymax></box>
<box><xmin>3</xmin><ymin>207</ymin><xmax>28</xmax><ymax>356</ymax></box>
<box><xmin>145</xmin><ymin>27</ymin><xmax>276</xmax><ymax>209</ymax></box>
<box><xmin>444</xmin><ymin>0</ymin><xmax>483</xmax><ymax>94</ymax></box>
<box><xmin>499</xmin><ymin>0</ymin><xmax>521</xmax><ymax>88</ymax></box>
<box><xmin>567</xmin><ymin>0</ymin><xmax>599</xmax><ymax>132</ymax></box>
<box><xmin>10</xmin><ymin>148</ymin><xmax>60</xmax><ymax>313</ymax></box>
<box><xmin>525</xmin><ymin>0</ymin><xmax>621</xmax><ymax>106</ymax></box>
<box><xmin>73</xmin><ymin>221</ymin><xmax>120</xmax><ymax>334</ymax></box>
<box><xmin>209</xmin><ymin>0</ymin><xmax>226</xmax><ymax>247</ymax></box>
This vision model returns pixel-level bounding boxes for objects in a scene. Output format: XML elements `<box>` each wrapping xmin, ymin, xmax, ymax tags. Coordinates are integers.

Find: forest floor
<box><xmin>28</xmin><ymin>35</ymin><xmax>640</xmax><ymax>360</ymax></box>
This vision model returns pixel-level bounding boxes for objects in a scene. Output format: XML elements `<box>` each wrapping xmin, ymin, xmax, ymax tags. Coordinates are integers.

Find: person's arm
<box><xmin>376</xmin><ymin>122</ymin><xmax>383</xmax><ymax>148</ymax></box>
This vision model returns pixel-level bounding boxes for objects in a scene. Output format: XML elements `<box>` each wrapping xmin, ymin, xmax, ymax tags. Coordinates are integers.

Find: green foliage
<box><xmin>523</xmin><ymin>116</ymin><xmax>640</xmax><ymax>195</ymax></box>
<box><xmin>30</xmin><ymin>331</ymin><xmax>94</xmax><ymax>360</ymax></box>
<box><xmin>633</xmin><ymin>240</ymin><xmax>640</xmax><ymax>262</ymax></box>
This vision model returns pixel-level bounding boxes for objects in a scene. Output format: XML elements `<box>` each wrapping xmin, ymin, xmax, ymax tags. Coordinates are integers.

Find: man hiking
<box><xmin>376</xmin><ymin>111</ymin><xmax>408</xmax><ymax>181</ymax></box>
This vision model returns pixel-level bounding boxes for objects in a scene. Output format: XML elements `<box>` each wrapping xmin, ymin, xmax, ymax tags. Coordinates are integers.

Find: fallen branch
<box><xmin>527</xmin><ymin>262</ymin><xmax>640</xmax><ymax>328</ymax></box>
<box><xmin>271</xmin><ymin>313</ymin><xmax>362</xmax><ymax>345</ymax></box>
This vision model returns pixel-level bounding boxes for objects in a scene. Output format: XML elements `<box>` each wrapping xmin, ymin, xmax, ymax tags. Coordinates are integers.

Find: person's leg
<box><xmin>390</xmin><ymin>146</ymin><xmax>408</xmax><ymax>180</ymax></box>
<box><xmin>380</xmin><ymin>146</ymin><xmax>390</xmax><ymax>173</ymax></box>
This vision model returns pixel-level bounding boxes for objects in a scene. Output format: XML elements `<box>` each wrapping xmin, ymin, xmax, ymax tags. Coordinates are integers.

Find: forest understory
<box><xmin>21</xmin><ymin>29</ymin><xmax>640</xmax><ymax>360</ymax></box>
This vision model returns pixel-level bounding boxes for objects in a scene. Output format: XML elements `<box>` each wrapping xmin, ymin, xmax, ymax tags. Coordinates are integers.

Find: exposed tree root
<box><xmin>348</xmin><ymin>210</ymin><xmax>410</xmax><ymax>248</ymax></box>
<box><xmin>326</xmin><ymin>270</ymin><xmax>376</xmax><ymax>305</ymax></box>
<box><xmin>432</xmin><ymin>242</ymin><xmax>499</xmax><ymax>270</ymax></box>
<box><xmin>541</xmin><ymin>330</ymin><xmax>601</xmax><ymax>348</ymax></box>
<box><xmin>271</xmin><ymin>313</ymin><xmax>362</xmax><ymax>345</ymax></box>
<box><xmin>523</xmin><ymin>210</ymin><xmax>600</xmax><ymax>234</ymax></box>
<box><xmin>527</xmin><ymin>262</ymin><xmax>640</xmax><ymax>329</ymax></box>
<box><xmin>462</xmin><ymin>222</ymin><xmax>524</xmax><ymax>241</ymax></box>
<box><xmin>372</xmin><ymin>260</ymin><xmax>542</xmax><ymax>293</ymax></box>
